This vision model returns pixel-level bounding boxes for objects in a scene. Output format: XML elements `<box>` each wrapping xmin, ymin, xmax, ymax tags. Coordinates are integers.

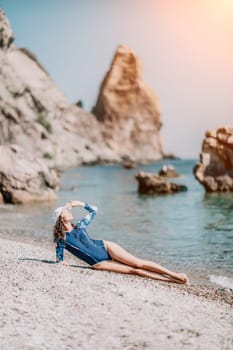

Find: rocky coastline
<box><xmin>0</xmin><ymin>10</ymin><xmax>166</xmax><ymax>203</ymax></box>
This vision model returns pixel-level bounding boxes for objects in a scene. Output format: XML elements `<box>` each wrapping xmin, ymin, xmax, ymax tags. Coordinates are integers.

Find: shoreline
<box><xmin>1</xmin><ymin>228</ymin><xmax>233</xmax><ymax>293</ymax></box>
<box><xmin>1</xmin><ymin>233</ymin><xmax>233</xmax><ymax>305</ymax></box>
<box><xmin>1</xmin><ymin>236</ymin><xmax>232</xmax><ymax>349</ymax></box>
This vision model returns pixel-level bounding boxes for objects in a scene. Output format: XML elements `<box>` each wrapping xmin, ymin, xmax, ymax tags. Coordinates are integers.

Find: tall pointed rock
<box><xmin>93</xmin><ymin>45</ymin><xmax>164</xmax><ymax>162</ymax></box>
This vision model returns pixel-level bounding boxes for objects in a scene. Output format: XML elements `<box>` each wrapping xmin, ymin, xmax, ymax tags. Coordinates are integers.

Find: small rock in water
<box><xmin>122</xmin><ymin>159</ymin><xmax>138</xmax><ymax>169</ymax></box>
<box><xmin>159</xmin><ymin>164</ymin><xmax>180</xmax><ymax>178</ymax></box>
<box><xmin>135</xmin><ymin>171</ymin><xmax>187</xmax><ymax>195</ymax></box>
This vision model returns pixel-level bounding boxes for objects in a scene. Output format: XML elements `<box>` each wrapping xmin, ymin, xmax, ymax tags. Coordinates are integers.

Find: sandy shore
<box><xmin>0</xmin><ymin>237</ymin><xmax>232</xmax><ymax>350</ymax></box>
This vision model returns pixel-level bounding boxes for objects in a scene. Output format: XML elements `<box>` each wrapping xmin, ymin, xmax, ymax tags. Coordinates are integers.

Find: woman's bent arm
<box><xmin>77</xmin><ymin>203</ymin><xmax>98</xmax><ymax>228</ymax></box>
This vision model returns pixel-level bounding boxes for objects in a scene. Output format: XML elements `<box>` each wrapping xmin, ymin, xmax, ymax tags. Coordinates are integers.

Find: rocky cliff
<box><xmin>193</xmin><ymin>126</ymin><xmax>233</xmax><ymax>192</ymax></box>
<box><xmin>0</xmin><ymin>144</ymin><xmax>59</xmax><ymax>204</ymax></box>
<box><xmin>93</xmin><ymin>45</ymin><xmax>164</xmax><ymax>162</ymax></box>
<box><xmin>0</xmin><ymin>10</ymin><xmax>118</xmax><ymax>170</ymax></box>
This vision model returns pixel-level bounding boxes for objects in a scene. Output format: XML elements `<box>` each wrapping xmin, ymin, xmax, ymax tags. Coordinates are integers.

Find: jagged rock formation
<box><xmin>93</xmin><ymin>45</ymin><xmax>164</xmax><ymax>163</ymax></box>
<box><xmin>193</xmin><ymin>126</ymin><xmax>233</xmax><ymax>192</ymax></box>
<box><xmin>135</xmin><ymin>171</ymin><xmax>187</xmax><ymax>195</ymax></box>
<box><xmin>0</xmin><ymin>10</ymin><xmax>119</xmax><ymax>170</ymax></box>
<box><xmin>0</xmin><ymin>144</ymin><xmax>59</xmax><ymax>204</ymax></box>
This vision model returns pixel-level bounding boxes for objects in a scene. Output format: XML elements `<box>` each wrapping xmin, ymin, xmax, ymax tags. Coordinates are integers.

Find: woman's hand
<box><xmin>68</xmin><ymin>200</ymin><xmax>85</xmax><ymax>208</ymax></box>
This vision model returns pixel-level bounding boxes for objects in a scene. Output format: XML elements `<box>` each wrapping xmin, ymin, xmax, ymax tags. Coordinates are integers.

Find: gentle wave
<box><xmin>209</xmin><ymin>275</ymin><xmax>233</xmax><ymax>290</ymax></box>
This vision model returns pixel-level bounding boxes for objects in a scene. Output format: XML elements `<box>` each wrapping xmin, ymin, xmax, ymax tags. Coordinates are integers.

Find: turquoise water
<box><xmin>0</xmin><ymin>159</ymin><xmax>233</xmax><ymax>288</ymax></box>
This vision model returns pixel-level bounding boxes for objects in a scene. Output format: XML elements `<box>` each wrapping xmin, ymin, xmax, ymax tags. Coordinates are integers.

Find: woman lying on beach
<box><xmin>53</xmin><ymin>200</ymin><xmax>189</xmax><ymax>285</ymax></box>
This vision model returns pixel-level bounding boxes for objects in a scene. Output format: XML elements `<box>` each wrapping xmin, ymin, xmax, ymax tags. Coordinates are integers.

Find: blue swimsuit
<box><xmin>55</xmin><ymin>203</ymin><xmax>111</xmax><ymax>266</ymax></box>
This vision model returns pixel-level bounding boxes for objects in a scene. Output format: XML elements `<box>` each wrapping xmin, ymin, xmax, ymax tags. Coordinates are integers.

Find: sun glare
<box><xmin>206</xmin><ymin>0</ymin><xmax>233</xmax><ymax>33</ymax></box>
<box><xmin>211</xmin><ymin>0</ymin><xmax>233</xmax><ymax>13</ymax></box>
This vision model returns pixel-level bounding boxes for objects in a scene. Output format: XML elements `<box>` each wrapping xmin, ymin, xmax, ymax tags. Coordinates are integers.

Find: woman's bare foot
<box><xmin>175</xmin><ymin>273</ymin><xmax>190</xmax><ymax>285</ymax></box>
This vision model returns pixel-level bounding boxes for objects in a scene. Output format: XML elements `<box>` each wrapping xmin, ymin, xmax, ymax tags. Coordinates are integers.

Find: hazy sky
<box><xmin>1</xmin><ymin>0</ymin><xmax>233</xmax><ymax>158</ymax></box>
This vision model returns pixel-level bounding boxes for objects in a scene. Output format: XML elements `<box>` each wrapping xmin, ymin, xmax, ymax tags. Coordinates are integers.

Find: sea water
<box><xmin>0</xmin><ymin>159</ymin><xmax>232</xmax><ymax>289</ymax></box>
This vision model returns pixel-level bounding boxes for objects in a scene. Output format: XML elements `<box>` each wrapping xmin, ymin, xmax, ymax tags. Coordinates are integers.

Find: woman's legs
<box><xmin>93</xmin><ymin>260</ymin><xmax>185</xmax><ymax>284</ymax></box>
<box><xmin>103</xmin><ymin>240</ymin><xmax>189</xmax><ymax>284</ymax></box>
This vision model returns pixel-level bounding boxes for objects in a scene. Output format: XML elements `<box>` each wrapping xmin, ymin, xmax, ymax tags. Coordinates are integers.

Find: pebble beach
<box><xmin>1</xmin><ymin>236</ymin><xmax>232</xmax><ymax>350</ymax></box>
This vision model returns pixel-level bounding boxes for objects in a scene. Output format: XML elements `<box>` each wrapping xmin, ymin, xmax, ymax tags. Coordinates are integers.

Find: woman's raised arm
<box><xmin>76</xmin><ymin>202</ymin><xmax>98</xmax><ymax>228</ymax></box>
